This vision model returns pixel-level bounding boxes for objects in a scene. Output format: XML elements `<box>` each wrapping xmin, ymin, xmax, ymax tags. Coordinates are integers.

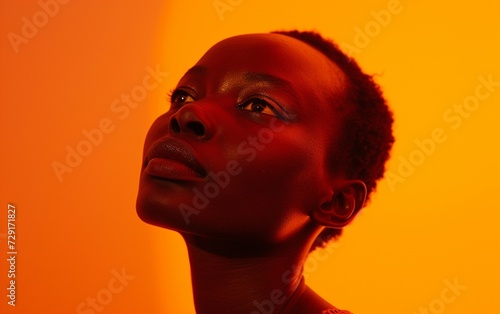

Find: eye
<box><xmin>169</xmin><ymin>89</ymin><xmax>195</xmax><ymax>104</ymax></box>
<box><xmin>238</xmin><ymin>98</ymin><xmax>276</xmax><ymax>116</ymax></box>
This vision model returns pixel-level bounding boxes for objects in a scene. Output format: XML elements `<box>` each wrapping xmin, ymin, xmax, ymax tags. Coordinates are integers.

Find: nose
<box><xmin>169</xmin><ymin>105</ymin><xmax>215</xmax><ymax>141</ymax></box>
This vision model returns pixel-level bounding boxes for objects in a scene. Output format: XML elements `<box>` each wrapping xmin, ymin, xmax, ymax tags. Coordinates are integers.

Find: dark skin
<box><xmin>137</xmin><ymin>33</ymin><xmax>367</xmax><ymax>313</ymax></box>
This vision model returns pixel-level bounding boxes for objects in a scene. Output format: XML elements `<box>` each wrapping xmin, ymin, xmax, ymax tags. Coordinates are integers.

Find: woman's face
<box><xmin>137</xmin><ymin>33</ymin><xmax>348</xmax><ymax>246</ymax></box>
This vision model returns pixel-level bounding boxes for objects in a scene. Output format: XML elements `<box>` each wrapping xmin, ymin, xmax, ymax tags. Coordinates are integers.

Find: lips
<box><xmin>144</xmin><ymin>138</ymin><xmax>207</xmax><ymax>181</ymax></box>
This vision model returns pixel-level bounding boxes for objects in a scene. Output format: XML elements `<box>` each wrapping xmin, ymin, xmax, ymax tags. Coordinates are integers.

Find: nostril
<box><xmin>170</xmin><ymin>118</ymin><xmax>181</xmax><ymax>133</ymax></box>
<box><xmin>187</xmin><ymin>121</ymin><xmax>205</xmax><ymax>137</ymax></box>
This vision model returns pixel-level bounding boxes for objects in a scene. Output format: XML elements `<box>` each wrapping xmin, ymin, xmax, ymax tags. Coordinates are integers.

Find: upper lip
<box><xmin>145</xmin><ymin>137</ymin><xmax>207</xmax><ymax>177</ymax></box>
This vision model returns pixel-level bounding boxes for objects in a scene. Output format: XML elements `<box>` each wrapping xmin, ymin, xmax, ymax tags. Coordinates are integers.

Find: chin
<box><xmin>136</xmin><ymin>181</ymin><xmax>191</xmax><ymax>231</ymax></box>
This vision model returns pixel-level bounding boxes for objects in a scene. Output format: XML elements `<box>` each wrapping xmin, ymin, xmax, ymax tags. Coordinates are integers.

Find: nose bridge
<box><xmin>169</xmin><ymin>103</ymin><xmax>215</xmax><ymax>140</ymax></box>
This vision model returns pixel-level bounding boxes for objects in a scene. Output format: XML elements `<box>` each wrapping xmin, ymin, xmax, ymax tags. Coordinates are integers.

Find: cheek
<box><xmin>239</xmin><ymin>135</ymin><xmax>324</xmax><ymax>210</ymax></box>
<box><xmin>191</xmin><ymin>128</ymin><xmax>326</xmax><ymax>243</ymax></box>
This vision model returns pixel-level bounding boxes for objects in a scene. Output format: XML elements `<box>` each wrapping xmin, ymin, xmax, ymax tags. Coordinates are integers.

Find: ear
<box><xmin>311</xmin><ymin>180</ymin><xmax>367</xmax><ymax>228</ymax></box>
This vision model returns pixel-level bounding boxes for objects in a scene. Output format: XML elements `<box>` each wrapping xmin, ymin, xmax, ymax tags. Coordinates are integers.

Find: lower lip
<box><xmin>145</xmin><ymin>158</ymin><xmax>204</xmax><ymax>181</ymax></box>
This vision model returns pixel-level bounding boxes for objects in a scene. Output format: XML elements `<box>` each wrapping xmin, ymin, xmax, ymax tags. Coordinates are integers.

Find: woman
<box><xmin>137</xmin><ymin>30</ymin><xmax>394</xmax><ymax>313</ymax></box>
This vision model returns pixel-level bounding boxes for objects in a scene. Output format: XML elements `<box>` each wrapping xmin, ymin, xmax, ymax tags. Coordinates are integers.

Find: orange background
<box><xmin>1</xmin><ymin>0</ymin><xmax>499</xmax><ymax>313</ymax></box>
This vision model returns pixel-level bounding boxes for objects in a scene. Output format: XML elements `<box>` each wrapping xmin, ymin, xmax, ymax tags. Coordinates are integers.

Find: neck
<box><xmin>182</xmin><ymin>232</ymin><xmax>318</xmax><ymax>314</ymax></box>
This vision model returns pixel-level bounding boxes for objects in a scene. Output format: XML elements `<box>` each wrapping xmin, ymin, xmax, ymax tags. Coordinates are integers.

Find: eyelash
<box><xmin>167</xmin><ymin>89</ymin><xmax>279</xmax><ymax>116</ymax></box>
<box><xmin>167</xmin><ymin>89</ymin><xmax>191</xmax><ymax>104</ymax></box>
<box><xmin>237</xmin><ymin>98</ymin><xmax>277</xmax><ymax>115</ymax></box>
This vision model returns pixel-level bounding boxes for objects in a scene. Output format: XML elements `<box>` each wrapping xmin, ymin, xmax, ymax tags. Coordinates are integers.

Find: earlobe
<box><xmin>311</xmin><ymin>180</ymin><xmax>367</xmax><ymax>228</ymax></box>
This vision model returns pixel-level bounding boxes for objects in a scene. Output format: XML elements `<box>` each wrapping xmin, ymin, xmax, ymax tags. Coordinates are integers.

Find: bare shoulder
<box><xmin>289</xmin><ymin>285</ymin><xmax>352</xmax><ymax>314</ymax></box>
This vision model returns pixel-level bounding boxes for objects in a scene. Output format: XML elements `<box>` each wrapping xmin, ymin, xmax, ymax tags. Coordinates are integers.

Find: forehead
<box><xmin>191</xmin><ymin>33</ymin><xmax>347</xmax><ymax>100</ymax></box>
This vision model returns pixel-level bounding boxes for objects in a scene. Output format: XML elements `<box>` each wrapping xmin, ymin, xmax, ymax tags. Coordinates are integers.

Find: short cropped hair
<box><xmin>272</xmin><ymin>30</ymin><xmax>395</xmax><ymax>250</ymax></box>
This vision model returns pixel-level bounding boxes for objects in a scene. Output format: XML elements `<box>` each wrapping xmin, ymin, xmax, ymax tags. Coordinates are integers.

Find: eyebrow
<box><xmin>242</xmin><ymin>72</ymin><xmax>293</xmax><ymax>89</ymax></box>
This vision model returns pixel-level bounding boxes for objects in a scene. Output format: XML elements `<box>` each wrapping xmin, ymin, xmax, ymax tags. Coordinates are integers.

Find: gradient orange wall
<box><xmin>1</xmin><ymin>1</ymin><xmax>499</xmax><ymax>313</ymax></box>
